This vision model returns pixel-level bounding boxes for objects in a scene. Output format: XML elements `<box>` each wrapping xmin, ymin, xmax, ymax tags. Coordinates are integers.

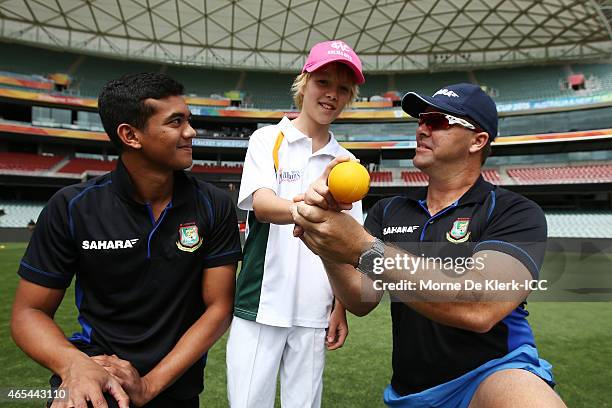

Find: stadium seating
<box><xmin>0</xmin><ymin>43</ymin><xmax>74</xmax><ymax>76</ymax></box>
<box><xmin>546</xmin><ymin>211</ymin><xmax>612</xmax><ymax>238</ymax></box>
<box><xmin>2</xmin><ymin>43</ymin><xmax>610</xmax><ymax>108</ymax></box>
<box><xmin>507</xmin><ymin>164</ymin><xmax>612</xmax><ymax>185</ymax></box>
<box><xmin>57</xmin><ymin>157</ymin><xmax>116</xmax><ymax>174</ymax></box>
<box><xmin>166</xmin><ymin>66</ymin><xmax>242</xmax><ymax>99</ymax></box>
<box><xmin>370</xmin><ymin>171</ymin><xmax>393</xmax><ymax>183</ymax></box>
<box><xmin>0</xmin><ymin>152</ymin><xmax>63</xmax><ymax>172</ymax></box>
<box><xmin>190</xmin><ymin>164</ymin><xmax>243</xmax><ymax>174</ymax></box>
<box><xmin>394</xmin><ymin>71</ymin><xmax>470</xmax><ymax>97</ymax></box>
<box><xmin>0</xmin><ymin>71</ymin><xmax>54</xmax><ymax>91</ymax></box>
<box><xmin>241</xmin><ymin>71</ymin><xmax>295</xmax><ymax>109</ymax></box>
<box><xmin>400</xmin><ymin>170</ymin><xmax>428</xmax><ymax>186</ymax></box>
<box><xmin>0</xmin><ymin>201</ymin><xmax>45</xmax><ymax>228</ymax></box>
<box><xmin>481</xmin><ymin>169</ymin><xmax>502</xmax><ymax>184</ymax></box>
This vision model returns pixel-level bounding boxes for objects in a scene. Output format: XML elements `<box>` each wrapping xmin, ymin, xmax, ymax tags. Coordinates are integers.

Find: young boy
<box><xmin>226</xmin><ymin>40</ymin><xmax>365</xmax><ymax>408</ymax></box>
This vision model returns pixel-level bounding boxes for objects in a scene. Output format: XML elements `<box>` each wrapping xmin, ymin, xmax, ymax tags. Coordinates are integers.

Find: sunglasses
<box><xmin>418</xmin><ymin>112</ymin><xmax>482</xmax><ymax>132</ymax></box>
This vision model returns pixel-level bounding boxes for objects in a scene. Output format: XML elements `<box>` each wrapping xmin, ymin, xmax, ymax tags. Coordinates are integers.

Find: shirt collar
<box><xmin>112</xmin><ymin>158</ymin><xmax>191</xmax><ymax>208</ymax></box>
<box><xmin>277</xmin><ymin>116</ymin><xmax>307</xmax><ymax>143</ymax></box>
<box><xmin>402</xmin><ymin>175</ymin><xmax>494</xmax><ymax>206</ymax></box>
<box><xmin>277</xmin><ymin>116</ymin><xmax>343</xmax><ymax>158</ymax></box>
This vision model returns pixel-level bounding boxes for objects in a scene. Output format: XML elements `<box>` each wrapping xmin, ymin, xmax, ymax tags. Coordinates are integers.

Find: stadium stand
<box><xmin>376</xmin><ymin>164</ymin><xmax>612</xmax><ymax>187</ymax></box>
<box><xmin>0</xmin><ymin>152</ymin><xmax>63</xmax><ymax>172</ymax></box>
<box><xmin>1</xmin><ymin>43</ymin><xmax>610</xmax><ymax>109</ymax></box>
<box><xmin>71</xmin><ymin>56</ymin><xmax>153</xmax><ymax>97</ymax></box>
<box><xmin>370</xmin><ymin>171</ymin><xmax>393</xmax><ymax>183</ymax></box>
<box><xmin>507</xmin><ymin>164</ymin><xmax>612</xmax><ymax>185</ymax></box>
<box><xmin>394</xmin><ymin>71</ymin><xmax>470</xmax><ymax>97</ymax></box>
<box><xmin>357</xmin><ymin>74</ymin><xmax>391</xmax><ymax>100</ymax></box>
<box><xmin>165</xmin><ymin>65</ymin><xmax>242</xmax><ymax>99</ymax></box>
<box><xmin>546</xmin><ymin>211</ymin><xmax>612</xmax><ymax>238</ymax></box>
<box><xmin>0</xmin><ymin>71</ymin><xmax>54</xmax><ymax>91</ymax></box>
<box><xmin>191</xmin><ymin>164</ymin><xmax>243</xmax><ymax>174</ymax></box>
<box><xmin>0</xmin><ymin>43</ymin><xmax>74</xmax><ymax>77</ymax></box>
<box><xmin>57</xmin><ymin>157</ymin><xmax>116</xmax><ymax>174</ymax></box>
<box><xmin>0</xmin><ymin>201</ymin><xmax>45</xmax><ymax>228</ymax></box>
<box><xmin>401</xmin><ymin>170</ymin><xmax>428</xmax><ymax>186</ymax></box>
<box><xmin>241</xmin><ymin>71</ymin><xmax>295</xmax><ymax>109</ymax></box>
<box><xmin>475</xmin><ymin>66</ymin><xmax>568</xmax><ymax>103</ymax></box>
<box><xmin>481</xmin><ymin>169</ymin><xmax>502</xmax><ymax>184</ymax></box>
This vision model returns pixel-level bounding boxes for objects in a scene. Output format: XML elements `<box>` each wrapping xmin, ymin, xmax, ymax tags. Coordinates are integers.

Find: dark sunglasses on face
<box><xmin>418</xmin><ymin>112</ymin><xmax>482</xmax><ymax>132</ymax></box>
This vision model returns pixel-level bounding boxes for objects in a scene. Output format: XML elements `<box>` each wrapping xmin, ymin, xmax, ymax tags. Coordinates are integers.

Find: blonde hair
<box><xmin>291</xmin><ymin>65</ymin><xmax>359</xmax><ymax>110</ymax></box>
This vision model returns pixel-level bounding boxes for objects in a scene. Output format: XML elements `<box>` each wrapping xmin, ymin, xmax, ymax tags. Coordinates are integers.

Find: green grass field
<box><xmin>1</xmin><ymin>242</ymin><xmax>611</xmax><ymax>407</ymax></box>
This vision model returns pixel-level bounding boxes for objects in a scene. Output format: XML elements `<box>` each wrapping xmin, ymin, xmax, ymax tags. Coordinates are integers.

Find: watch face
<box><xmin>358</xmin><ymin>239</ymin><xmax>385</xmax><ymax>275</ymax></box>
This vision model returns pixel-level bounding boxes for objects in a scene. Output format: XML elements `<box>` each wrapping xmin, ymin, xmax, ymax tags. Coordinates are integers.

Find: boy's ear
<box><xmin>117</xmin><ymin>123</ymin><xmax>142</xmax><ymax>150</ymax></box>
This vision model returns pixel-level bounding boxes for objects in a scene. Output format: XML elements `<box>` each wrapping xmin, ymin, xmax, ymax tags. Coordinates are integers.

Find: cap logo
<box><xmin>328</xmin><ymin>41</ymin><xmax>353</xmax><ymax>61</ymax></box>
<box><xmin>331</xmin><ymin>41</ymin><xmax>351</xmax><ymax>52</ymax></box>
<box><xmin>433</xmin><ymin>89</ymin><xmax>459</xmax><ymax>98</ymax></box>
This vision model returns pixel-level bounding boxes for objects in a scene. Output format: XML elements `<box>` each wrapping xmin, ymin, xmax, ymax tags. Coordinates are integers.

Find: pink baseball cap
<box><xmin>302</xmin><ymin>40</ymin><xmax>365</xmax><ymax>85</ymax></box>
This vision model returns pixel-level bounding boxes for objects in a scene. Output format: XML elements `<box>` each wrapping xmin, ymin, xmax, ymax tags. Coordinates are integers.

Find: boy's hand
<box><xmin>302</xmin><ymin>156</ymin><xmax>353</xmax><ymax>212</ymax></box>
<box><xmin>326</xmin><ymin>303</ymin><xmax>349</xmax><ymax>350</ymax></box>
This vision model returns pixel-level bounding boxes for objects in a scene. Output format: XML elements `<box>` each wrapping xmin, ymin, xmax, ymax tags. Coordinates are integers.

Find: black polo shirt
<box><xmin>364</xmin><ymin>176</ymin><xmax>547</xmax><ymax>396</ymax></box>
<box><xmin>18</xmin><ymin>160</ymin><xmax>242</xmax><ymax>399</ymax></box>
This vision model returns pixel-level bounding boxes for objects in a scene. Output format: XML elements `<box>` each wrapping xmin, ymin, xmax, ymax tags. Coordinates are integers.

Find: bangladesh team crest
<box><xmin>446</xmin><ymin>218</ymin><xmax>471</xmax><ymax>243</ymax></box>
<box><xmin>176</xmin><ymin>223</ymin><xmax>203</xmax><ymax>252</ymax></box>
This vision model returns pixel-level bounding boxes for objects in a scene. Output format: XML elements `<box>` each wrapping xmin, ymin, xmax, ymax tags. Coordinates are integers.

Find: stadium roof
<box><xmin>0</xmin><ymin>0</ymin><xmax>611</xmax><ymax>73</ymax></box>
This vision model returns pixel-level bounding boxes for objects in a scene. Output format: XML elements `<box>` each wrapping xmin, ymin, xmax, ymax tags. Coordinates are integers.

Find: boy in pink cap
<box><xmin>226</xmin><ymin>40</ymin><xmax>365</xmax><ymax>407</ymax></box>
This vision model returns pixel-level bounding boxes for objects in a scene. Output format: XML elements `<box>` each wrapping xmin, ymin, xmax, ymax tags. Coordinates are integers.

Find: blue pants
<box><xmin>384</xmin><ymin>344</ymin><xmax>555</xmax><ymax>408</ymax></box>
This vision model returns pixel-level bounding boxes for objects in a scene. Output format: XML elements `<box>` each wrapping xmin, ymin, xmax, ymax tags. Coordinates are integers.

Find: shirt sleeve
<box><xmin>237</xmin><ymin>129</ymin><xmax>279</xmax><ymax>211</ymax></box>
<box><xmin>348</xmin><ymin>200</ymin><xmax>364</xmax><ymax>225</ymax></box>
<box><xmin>18</xmin><ymin>191</ymin><xmax>77</xmax><ymax>289</ymax></box>
<box><xmin>201</xmin><ymin>188</ymin><xmax>243</xmax><ymax>269</ymax></box>
<box><xmin>363</xmin><ymin>199</ymin><xmax>385</xmax><ymax>240</ymax></box>
<box><xmin>473</xmin><ymin>192</ymin><xmax>547</xmax><ymax>279</ymax></box>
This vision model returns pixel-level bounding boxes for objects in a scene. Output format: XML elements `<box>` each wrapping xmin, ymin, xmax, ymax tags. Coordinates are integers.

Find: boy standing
<box><xmin>227</xmin><ymin>41</ymin><xmax>365</xmax><ymax>408</ymax></box>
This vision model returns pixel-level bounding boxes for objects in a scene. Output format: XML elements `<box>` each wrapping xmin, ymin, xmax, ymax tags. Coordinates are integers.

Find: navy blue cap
<box><xmin>401</xmin><ymin>83</ymin><xmax>498</xmax><ymax>140</ymax></box>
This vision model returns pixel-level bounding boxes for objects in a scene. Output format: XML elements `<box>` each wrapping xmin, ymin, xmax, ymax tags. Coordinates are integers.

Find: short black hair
<box><xmin>98</xmin><ymin>73</ymin><xmax>185</xmax><ymax>150</ymax></box>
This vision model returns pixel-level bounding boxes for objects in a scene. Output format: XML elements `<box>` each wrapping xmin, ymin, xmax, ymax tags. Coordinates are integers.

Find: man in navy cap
<box><xmin>290</xmin><ymin>84</ymin><xmax>567</xmax><ymax>407</ymax></box>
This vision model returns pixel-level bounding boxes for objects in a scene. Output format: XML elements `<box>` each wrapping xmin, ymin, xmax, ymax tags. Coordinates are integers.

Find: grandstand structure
<box><xmin>0</xmin><ymin>1</ymin><xmax>611</xmax><ymax>240</ymax></box>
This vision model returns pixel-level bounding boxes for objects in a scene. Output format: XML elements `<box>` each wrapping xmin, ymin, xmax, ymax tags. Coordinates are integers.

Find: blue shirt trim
<box><xmin>203</xmin><ymin>249</ymin><xmax>242</xmax><ymax>261</ymax></box>
<box><xmin>502</xmin><ymin>307</ymin><xmax>535</xmax><ymax>352</ymax></box>
<box><xmin>68</xmin><ymin>180</ymin><xmax>112</xmax><ymax>239</ymax></box>
<box><xmin>487</xmin><ymin>190</ymin><xmax>496</xmax><ymax>222</ymax></box>
<box><xmin>147</xmin><ymin>201</ymin><xmax>173</xmax><ymax>259</ymax></box>
<box><xmin>197</xmin><ymin>189</ymin><xmax>215</xmax><ymax>231</ymax></box>
<box><xmin>383</xmin><ymin>196</ymin><xmax>404</xmax><ymax>219</ymax></box>
<box><xmin>20</xmin><ymin>260</ymin><xmax>70</xmax><ymax>281</ymax></box>
<box><xmin>420</xmin><ymin>201</ymin><xmax>458</xmax><ymax>242</ymax></box>
<box><xmin>474</xmin><ymin>240</ymin><xmax>539</xmax><ymax>274</ymax></box>
<box><xmin>70</xmin><ymin>278</ymin><xmax>92</xmax><ymax>344</ymax></box>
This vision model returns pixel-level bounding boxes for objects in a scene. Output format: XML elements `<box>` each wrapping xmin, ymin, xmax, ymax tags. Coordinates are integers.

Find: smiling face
<box><xmin>413</xmin><ymin>108</ymin><xmax>480</xmax><ymax>172</ymax></box>
<box><xmin>299</xmin><ymin>62</ymin><xmax>355</xmax><ymax>125</ymax></box>
<box><xmin>133</xmin><ymin>95</ymin><xmax>196</xmax><ymax>171</ymax></box>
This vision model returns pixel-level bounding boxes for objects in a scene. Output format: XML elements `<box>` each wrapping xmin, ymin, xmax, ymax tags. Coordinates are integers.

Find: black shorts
<box><xmin>47</xmin><ymin>374</ymin><xmax>199</xmax><ymax>408</ymax></box>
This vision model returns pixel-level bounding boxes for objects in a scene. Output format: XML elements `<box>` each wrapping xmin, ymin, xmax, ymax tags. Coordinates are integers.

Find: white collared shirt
<box><xmin>236</xmin><ymin>116</ymin><xmax>363</xmax><ymax>328</ymax></box>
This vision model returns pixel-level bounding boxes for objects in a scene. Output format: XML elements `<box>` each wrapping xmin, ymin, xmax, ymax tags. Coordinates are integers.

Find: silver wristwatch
<box><xmin>356</xmin><ymin>238</ymin><xmax>385</xmax><ymax>275</ymax></box>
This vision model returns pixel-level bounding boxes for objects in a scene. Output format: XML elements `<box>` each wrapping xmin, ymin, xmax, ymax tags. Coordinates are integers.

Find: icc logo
<box><xmin>330</xmin><ymin>41</ymin><xmax>350</xmax><ymax>53</ymax></box>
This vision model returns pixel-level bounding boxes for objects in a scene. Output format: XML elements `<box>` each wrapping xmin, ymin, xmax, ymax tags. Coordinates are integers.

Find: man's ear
<box><xmin>117</xmin><ymin>123</ymin><xmax>142</xmax><ymax>150</ymax></box>
<box><xmin>469</xmin><ymin>131</ymin><xmax>489</xmax><ymax>154</ymax></box>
